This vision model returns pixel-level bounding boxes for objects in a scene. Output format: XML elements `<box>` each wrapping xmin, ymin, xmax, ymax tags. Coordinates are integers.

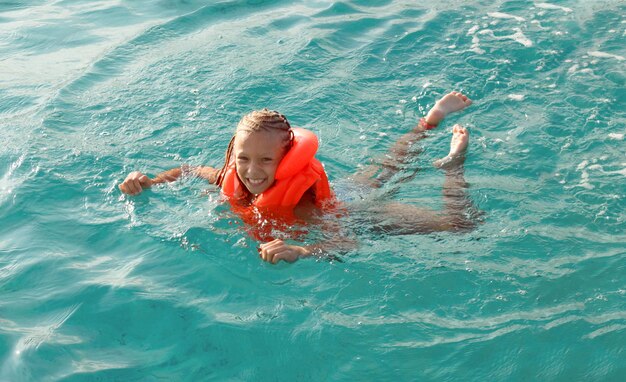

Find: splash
<box><xmin>487</xmin><ymin>12</ymin><xmax>526</xmax><ymax>22</ymax></box>
<box><xmin>588</xmin><ymin>51</ymin><xmax>625</xmax><ymax>61</ymax></box>
<box><xmin>535</xmin><ymin>3</ymin><xmax>573</xmax><ymax>13</ymax></box>
<box><xmin>479</xmin><ymin>28</ymin><xmax>533</xmax><ymax>47</ymax></box>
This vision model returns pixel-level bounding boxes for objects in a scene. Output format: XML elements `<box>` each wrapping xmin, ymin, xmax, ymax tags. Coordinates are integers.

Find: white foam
<box><xmin>467</xmin><ymin>25</ymin><xmax>480</xmax><ymax>35</ymax></box>
<box><xmin>612</xmin><ymin>168</ymin><xmax>626</xmax><ymax>177</ymax></box>
<box><xmin>531</xmin><ymin>20</ymin><xmax>549</xmax><ymax>30</ymax></box>
<box><xmin>535</xmin><ymin>3</ymin><xmax>573</xmax><ymax>13</ymax></box>
<box><xmin>511</xmin><ymin>28</ymin><xmax>533</xmax><ymax>46</ymax></box>
<box><xmin>508</xmin><ymin>94</ymin><xmax>525</xmax><ymax>101</ymax></box>
<box><xmin>488</xmin><ymin>12</ymin><xmax>525</xmax><ymax>22</ymax></box>
<box><xmin>470</xmin><ymin>35</ymin><xmax>485</xmax><ymax>54</ymax></box>
<box><xmin>588</xmin><ymin>51</ymin><xmax>625</xmax><ymax>61</ymax></box>
<box><xmin>479</xmin><ymin>28</ymin><xmax>533</xmax><ymax>47</ymax></box>
<box><xmin>0</xmin><ymin>154</ymin><xmax>34</xmax><ymax>207</ymax></box>
<box><xmin>608</xmin><ymin>133</ymin><xmax>624</xmax><ymax>140</ymax></box>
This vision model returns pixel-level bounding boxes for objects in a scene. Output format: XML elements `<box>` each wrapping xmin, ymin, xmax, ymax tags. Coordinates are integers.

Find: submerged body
<box><xmin>119</xmin><ymin>91</ymin><xmax>479</xmax><ymax>263</ymax></box>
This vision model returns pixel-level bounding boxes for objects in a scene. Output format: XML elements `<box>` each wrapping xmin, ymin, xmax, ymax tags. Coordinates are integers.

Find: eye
<box><xmin>236</xmin><ymin>156</ymin><xmax>249</xmax><ymax>162</ymax></box>
<box><xmin>262</xmin><ymin>157</ymin><xmax>274</xmax><ymax>163</ymax></box>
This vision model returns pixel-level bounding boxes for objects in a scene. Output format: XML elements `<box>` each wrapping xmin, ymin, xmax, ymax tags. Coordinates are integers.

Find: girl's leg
<box><xmin>352</xmin><ymin>91</ymin><xmax>472</xmax><ymax>187</ymax></box>
<box><xmin>435</xmin><ymin>124</ymin><xmax>481</xmax><ymax>231</ymax></box>
<box><xmin>359</xmin><ymin>125</ymin><xmax>480</xmax><ymax>234</ymax></box>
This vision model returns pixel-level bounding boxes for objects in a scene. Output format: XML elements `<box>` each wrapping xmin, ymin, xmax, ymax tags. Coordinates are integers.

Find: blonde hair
<box><xmin>216</xmin><ymin>109</ymin><xmax>293</xmax><ymax>187</ymax></box>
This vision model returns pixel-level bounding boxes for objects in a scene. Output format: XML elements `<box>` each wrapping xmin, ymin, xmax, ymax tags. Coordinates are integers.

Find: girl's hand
<box><xmin>119</xmin><ymin>171</ymin><xmax>153</xmax><ymax>195</ymax></box>
<box><xmin>259</xmin><ymin>239</ymin><xmax>310</xmax><ymax>264</ymax></box>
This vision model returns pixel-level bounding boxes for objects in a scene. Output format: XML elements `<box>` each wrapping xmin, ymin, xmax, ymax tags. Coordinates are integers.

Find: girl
<box><xmin>119</xmin><ymin>91</ymin><xmax>477</xmax><ymax>263</ymax></box>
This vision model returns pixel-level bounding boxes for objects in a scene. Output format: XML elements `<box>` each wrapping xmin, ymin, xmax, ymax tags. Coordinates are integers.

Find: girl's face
<box><xmin>233</xmin><ymin>130</ymin><xmax>286</xmax><ymax>195</ymax></box>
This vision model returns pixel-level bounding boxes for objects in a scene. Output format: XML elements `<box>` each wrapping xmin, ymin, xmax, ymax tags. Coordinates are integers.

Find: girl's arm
<box><xmin>259</xmin><ymin>189</ymin><xmax>356</xmax><ymax>264</ymax></box>
<box><xmin>119</xmin><ymin>165</ymin><xmax>220</xmax><ymax>195</ymax></box>
<box><xmin>259</xmin><ymin>235</ymin><xmax>355</xmax><ymax>264</ymax></box>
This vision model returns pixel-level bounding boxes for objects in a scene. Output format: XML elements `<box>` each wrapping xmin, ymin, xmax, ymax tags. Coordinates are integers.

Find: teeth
<box><xmin>248</xmin><ymin>179</ymin><xmax>264</xmax><ymax>185</ymax></box>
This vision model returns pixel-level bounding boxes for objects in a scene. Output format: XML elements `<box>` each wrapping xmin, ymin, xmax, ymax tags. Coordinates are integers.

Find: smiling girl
<box><xmin>119</xmin><ymin>91</ymin><xmax>478</xmax><ymax>263</ymax></box>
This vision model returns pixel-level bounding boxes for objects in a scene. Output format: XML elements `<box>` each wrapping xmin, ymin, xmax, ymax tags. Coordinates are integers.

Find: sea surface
<box><xmin>1</xmin><ymin>0</ymin><xmax>625</xmax><ymax>380</ymax></box>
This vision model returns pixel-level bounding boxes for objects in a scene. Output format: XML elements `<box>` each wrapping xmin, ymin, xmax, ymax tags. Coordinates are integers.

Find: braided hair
<box><xmin>216</xmin><ymin>109</ymin><xmax>294</xmax><ymax>188</ymax></box>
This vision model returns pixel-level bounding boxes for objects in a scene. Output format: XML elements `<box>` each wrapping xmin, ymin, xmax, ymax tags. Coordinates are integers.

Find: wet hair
<box><xmin>216</xmin><ymin>108</ymin><xmax>293</xmax><ymax>188</ymax></box>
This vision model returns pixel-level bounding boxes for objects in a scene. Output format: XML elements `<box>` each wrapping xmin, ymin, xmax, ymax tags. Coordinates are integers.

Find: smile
<box><xmin>247</xmin><ymin>178</ymin><xmax>265</xmax><ymax>185</ymax></box>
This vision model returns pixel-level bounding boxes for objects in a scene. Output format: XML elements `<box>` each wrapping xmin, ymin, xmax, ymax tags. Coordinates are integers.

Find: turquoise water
<box><xmin>1</xmin><ymin>0</ymin><xmax>625</xmax><ymax>380</ymax></box>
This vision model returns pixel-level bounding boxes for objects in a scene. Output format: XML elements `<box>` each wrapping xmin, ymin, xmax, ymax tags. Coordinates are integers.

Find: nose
<box><xmin>246</xmin><ymin>160</ymin><xmax>263</xmax><ymax>176</ymax></box>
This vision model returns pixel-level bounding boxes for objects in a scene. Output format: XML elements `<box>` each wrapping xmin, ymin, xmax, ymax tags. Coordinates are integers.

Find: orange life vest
<box><xmin>221</xmin><ymin>127</ymin><xmax>334</xmax><ymax>210</ymax></box>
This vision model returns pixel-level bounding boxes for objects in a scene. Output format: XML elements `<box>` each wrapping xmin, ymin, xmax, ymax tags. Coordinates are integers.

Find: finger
<box><xmin>139</xmin><ymin>175</ymin><xmax>152</xmax><ymax>187</ymax></box>
<box><xmin>259</xmin><ymin>238</ymin><xmax>281</xmax><ymax>247</ymax></box>
<box><xmin>126</xmin><ymin>172</ymin><xmax>138</xmax><ymax>182</ymax></box>
<box><xmin>263</xmin><ymin>244</ymin><xmax>290</xmax><ymax>264</ymax></box>
<box><xmin>124</xmin><ymin>185</ymin><xmax>136</xmax><ymax>195</ymax></box>
<box><xmin>272</xmin><ymin>251</ymin><xmax>296</xmax><ymax>264</ymax></box>
<box><xmin>260</xmin><ymin>246</ymin><xmax>269</xmax><ymax>262</ymax></box>
<box><xmin>262</xmin><ymin>245</ymin><xmax>281</xmax><ymax>258</ymax></box>
<box><xmin>130</xmin><ymin>179</ymin><xmax>142</xmax><ymax>195</ymax></box>
<box><xmin>260</xmin><ymin>239</ymin><xmax>283</xmax><ymax>252</ymax></box>
<box><xmin>272</xmin><ymin>252</ymin><xmax>286</xmax><ymax>264</ymax></box>
<box><xmin>259</xmin><ymin>239</ymin><xmax>280</xmax><ymax>249</ymax></box>
<box><xmin>121</xmin><ymin>181</ymin><xmax>133</xmax><ymax>195</ymax></box>
<box><xmin>124</xmin><ymin>180</ymin><xmax>136</xmax><ymax>195</ymax></box>
<box><xmin>265</xmin><ymin>240</ymin><xmax>285</xmax><ymax>252</ymax></box>
<box><xmin>123</xmin><ymin>183</ymin><xmax>135</xmax><ymax>195</ymax></box>
<box><xmin>261</xmin><ymin>248</ymin><xmax>274</xmax><ymax>263</ymax></box>
<box><xmin>135</xmin><ymin>179</ymin><xmax>145</xmax><ymax>194</ymax></box>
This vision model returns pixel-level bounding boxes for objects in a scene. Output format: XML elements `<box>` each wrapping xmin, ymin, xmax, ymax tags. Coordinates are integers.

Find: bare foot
<box><xmin>425</xmin><ymin>91</ymin><xmax>472</xmax><ymax>126</ymax></box>
<box><xmin>434</xmin><ymin>124</ymin><xmax>469</xmax><ymax>169</ymax></box>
